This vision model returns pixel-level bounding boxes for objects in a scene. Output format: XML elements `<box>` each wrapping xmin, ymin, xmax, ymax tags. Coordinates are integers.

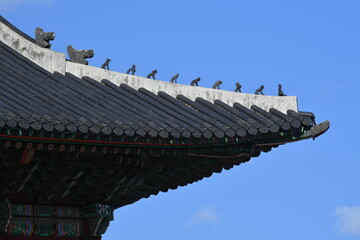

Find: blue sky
<box><xmin>1</xmin><ymin>0</ymin><xmax>359</xmax><ymax>239</ymax></box>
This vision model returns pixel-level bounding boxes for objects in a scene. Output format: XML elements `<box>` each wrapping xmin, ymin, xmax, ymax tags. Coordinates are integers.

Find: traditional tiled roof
<box><xmin>0</xmin><ymin>39</ymin><xmax>316</xmax><ymax>140</ymax></box>
<box><xmin>0</xmin><ymin>17</ymin><xmax>329</xmax><ymax>212</ymax></box>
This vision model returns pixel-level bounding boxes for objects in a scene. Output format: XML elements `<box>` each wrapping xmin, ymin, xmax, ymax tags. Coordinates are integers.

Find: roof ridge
<box><xmin>0</xmin><ymin>16</ymin><xmax>298</xmax><ymax>113</ymax></box>
<box><xmin>0</xmin><ymin>16</ymin><xmax>35</xmax><ymax>43</ymax></box>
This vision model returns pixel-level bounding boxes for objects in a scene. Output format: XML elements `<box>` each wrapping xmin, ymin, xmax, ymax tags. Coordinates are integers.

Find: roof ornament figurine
<box><xmin>278</xmin><ymin>84</ymin><xmax>287</xmax><ymax>96</ymax></box>
<box><xmin>34</xmin><ymin>27</ymin><xmax>55</xmax><ymax>48</ymax></box>
<box><xmin>101</xmin><ymin>58</ymin><xmax>111</xmax><ymax>70</ymax></box>
<box><xmin>170</xmin><ymin>73</ymin><xmax>179</xmax><ymax>83</ymax></box>
<box><xmin>212</xmin><ymin>80</ymin><xmax>222</xmax><ymax>89</ymax></box>
<box><xmin>126</xmin><ymin>64</ymin><xmax>136</xmax><ymax>75</ymax></box>
<box><xmin>255</xmin><ymin>85</ymin><xmax>265</xmax><ymax>95</ymax></box>
<box><xmin>146</xmin><ymin>69</ymin><xmax>157</xmax><ymax>79</ymax></box>
<box><xmin>234</xmin><ymin>82</ymin><xmax>242</xmax><ymax>92</ymax></box>
<box><xmin>190</xmin><ymin>77</ymin><xmax>201</xmax><ymax>86</ymax></box>
<box><xmin>311</xmin><ymin>120</ymin><xmax>330</xmax><ymax>139</ymax></box>
<box><xmin>67</xmin><ymin>45</ymin><xmax>94</xmax><ymax>65</ymax></box>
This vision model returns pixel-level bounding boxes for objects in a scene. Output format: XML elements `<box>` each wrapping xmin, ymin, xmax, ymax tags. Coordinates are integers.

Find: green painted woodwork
<box><xmin>11</xmin><ymin>205</ymin><xmax>33</xmax><ymax>216</ymax></box>
<box><xmin>7</xmin><ymin>220</ymin><xmax>34</xmax><ymax>236</ymax></box>
<box><xmin>1</xmin><ymin>202</ymin><xmax>112</xmax><ymax>238</ymax></box>
<box><xmin>55</xmin><ymin>221</ymin><xmax>82</xmax><ymax>237</ymax></box>
<box><xmin>82</xmin><ymin>204</ymin><xmax>112</xmax><ymax>218</ymax></box>
<box><xmin>6</xmin><ymin>219</ymin><xmax>83</xmax><ymax>237</ymax></box>
<box><xmin>37</xmin><ymin>222</ymin><xmax>52</xmax><ymax>236</ymax></box>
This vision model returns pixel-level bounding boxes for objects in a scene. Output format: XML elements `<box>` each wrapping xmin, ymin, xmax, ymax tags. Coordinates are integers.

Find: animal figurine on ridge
<box><xmin>170</xmin><ymin>74</ymin><xmax>179</xmax><ymax>83</ymax></box>
<box><xmin>147</xmin><ymin>70</ymin><xmax>157</xmax><ymax>80</ymax></box>
<box><xmin>101</xmin><ymin>58</ymin><xmax>111</xmax><ymax>70</ymax></box>
<box><xmin>35</xmin><ymin>27</ymin><xmax>55</xmax><ymax>48</ymax></box>
<box><xmin>234</xmin><ymin>82</ymin><xmax>242</xmax><ymax>93</ymax></box>
<box><xmin>212</xmin><ymin>80</ymin><xmax>222</xmax><ymax>89</ymax></box>
<box><xmin>190</xmin><ymin>77</ymin><xmax>201</xmax><ymax>86</ymax></box>
<box><xmin>126</xmin><ymin>65</ymin><xmax>136</xmax><ymax>75</ymax></box>
<box><xmin>255</xmin><ymin>85</ymin><xmax>265</xmax><ymax>95</ymax></box>
<box><xmin>278</xmin><ymin>84</ymin><xmax>287</xmax><ymax>96</ymax></box>
<box><xmin>67</xmin><ymin>45</ymin><xmax>94</xmax><ymax>65</ymax></box>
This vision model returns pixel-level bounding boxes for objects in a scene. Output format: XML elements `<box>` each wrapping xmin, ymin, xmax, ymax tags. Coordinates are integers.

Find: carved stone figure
<box><xmin>212</xmin><ymin>80</ymin><xmax>222</xmax><ymax>89</ymax></box>
<box><xmin>35</xmin><ymin>27</ymin><xmax>55</xmax><ymax>48</ymax></box>
<box><xmin>234</xmin><ymin>82</ymin><xmax>242</xmax><ymax>93</ymax></box>
<box><xmin>278</xmin><ymin>84</ymin><xmax>287</xmax><ymax>96</ymax></box>
<box><xmin>311</xmin><ymin>120</ymin><xmax>330</xmax><ymax>140</ymax></box>
<box><xmin>170</xmin><ymin>74</ymin><xmax>179</xmax><ymax>83</ymax></box>
<box><xmin>67</xmin><ymin>45</ymin><xmax>94</xmax><ymax>65</ymax></box>
<box><xmin>126</xmin><ymin>65</ymin><xmax>136</xmax><ymax>75</ymax></box>
<box><xmin>190</xmin><ymin>77</ymin><xmax>201</xmax><ymax>86</ymax></box>
<box><xmin>146</xmin><ymin>70</ymin><xmax>157</xmax><ymax>79</ymax></box>
<box><xmin>255</xmin><ymin>85</ymin><xmax>265</xmax><ymax>95</ymax></box>
<box><xmin>101</xmin><ymin>58</ymin><xmax>111</xmax><ymax>70</ymax></box>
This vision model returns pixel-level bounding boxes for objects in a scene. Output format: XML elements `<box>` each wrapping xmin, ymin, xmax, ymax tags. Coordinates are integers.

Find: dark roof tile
<box><xmin>0</xmin><ymin>40</ymin><xmax>314</xmax><ymax>140</ymax></box>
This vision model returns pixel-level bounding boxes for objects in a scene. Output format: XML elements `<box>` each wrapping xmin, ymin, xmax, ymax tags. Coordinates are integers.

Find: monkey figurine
<box><xmin>278</xmin><ymin>84</ymin><xmax>287</xmax><ymax>96</ymax></box>
<box><xmin>255</xmin><ymin>85</ymin><xmax>265</xmax><ymax>95</ymax></box>
<box><xmin>126</xmin><ymin>65</ymin><xmax>136</xmax><ymax>75</ymax></box>
<box><xmin>146</xmin><ymin>70</ymin><xmax>157</xmax><ymax>80</ymax></box>
<box><xmin>170</xmin><ymin>74</ymin><xmax>179</xmax><ymax>83</ymax></box>
<box><xmin>212</xmin><ymin>80</ymin><xmax>222</xmax><ymax>89</ymax></box>
<box><xmin>190</xmin><ymin>77</ymin><xmax>201</xmax><ymax>86</ymax></box>
<box><xmin>101</xmin><ymin>58</ymin><xmax>111</xmax><ymax>70</ymax></box>
<box><xmin>234</xmin><ymin>82</ymin><xmax>242</xmax><ymax>93</ymax></box>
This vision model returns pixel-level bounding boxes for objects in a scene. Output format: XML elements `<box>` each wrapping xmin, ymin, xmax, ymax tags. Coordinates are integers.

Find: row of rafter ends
<box><xmin>0</xmin><ymin>105</ymin><xmax>312</xmax><ymax>139</ymax></box>
<box><xmin>0</xmin><ymin>149</ymin><xmax>259</xmax><ymax>208</ymax></box>
<box><xmin>0</xmin><ymin>108</ymin><xmax>311</xmax><ymax>139</ymax></box>
<box><xmin>0</xmin><ymin>139</ymin><xmax>255</xmax><ymax>157</ymax></box>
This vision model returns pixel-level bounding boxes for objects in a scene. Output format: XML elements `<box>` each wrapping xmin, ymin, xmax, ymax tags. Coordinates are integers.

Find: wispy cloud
<box><xmin>0</xmin><ymin>0</ymin><xmax>55</xmax><ymax>12</ymax></box>
<box><xmin>336</xmin><ymin>206</ymin><xmax>360</xmax><ymax>235</ymax></box>
<box><xmin>318</xmin><ymin>79</ymin><xmax>341</xmax><ymax>101</ymax></box>
<box><xmin>186</xmin><ymin>204</ymin><xmax>219</xmax><ymax>227</ymax></box>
